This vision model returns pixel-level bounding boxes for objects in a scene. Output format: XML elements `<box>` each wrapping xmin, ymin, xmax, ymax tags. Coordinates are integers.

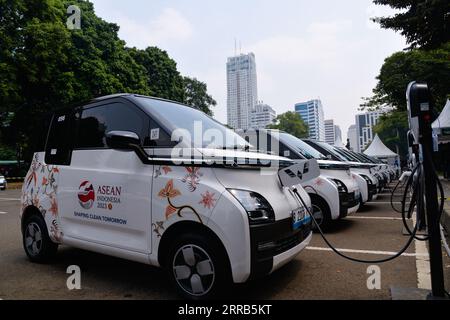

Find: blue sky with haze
<box><xmin>90</xmin><ymin>0</ymin><xmax>406</xmax><ymax>140</ymax></box>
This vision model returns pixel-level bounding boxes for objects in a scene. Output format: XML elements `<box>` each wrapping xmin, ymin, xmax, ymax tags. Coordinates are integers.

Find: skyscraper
<box><xmin>324</xmin><ymin>119</ymin><xmax>336</xmax><ymax>144</ymax></box>
<box><xmin>226</xmin><ymin>53</ymin><xmax>258</xmax><ymax>130</ymax></box>
<box><xmin>295</xmin><ymin>99</ymin><xmax>325</xmax><ymax>141</ymax></box>
<box><xmin>355</xmin><ymin>110</ymin><xmax>386</xmax><ymax>152</ymax></box>
<box><xmin>250</xmin><ymin>102</ymin><xmax>277</xmax><ymax>129</ymax></box>
<box><xmin>324</xmin><ymin>120</ymin><xmax>343</xmax><ymax>145</ymax></box>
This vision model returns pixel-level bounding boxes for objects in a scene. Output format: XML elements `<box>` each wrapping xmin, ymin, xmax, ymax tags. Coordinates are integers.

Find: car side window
<box><xmin>143</xmin><ymin>118</ymin><xmax>174</xmax><ymax>148</ymax></box>
<box><xmin>75</xmin><ymin>102</ymin><xmax>148</xmax><ymax>149</ymax></box>
<box><xmin>45</xmin><ymin>111</ymin><xmax>74</xmax><ymax>165</ymax></box>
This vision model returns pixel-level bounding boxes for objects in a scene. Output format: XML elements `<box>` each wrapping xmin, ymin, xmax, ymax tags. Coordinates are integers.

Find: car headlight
<box><xmin>330</xmin><ymin>179</ymin><xmax>348</xmax><ymax>193</ymax></box>
<box><xmin>359</xmin><ymin>174</ymin><xmax>373</xmax><ymax>185</ymax></box>
<box><xmin>228</xmin><ymin>189</ymin><xmax>275</xmax><ymax>225</ymax></box>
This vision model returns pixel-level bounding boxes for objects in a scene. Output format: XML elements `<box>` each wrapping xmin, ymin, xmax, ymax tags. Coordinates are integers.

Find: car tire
<box><xmin>165</xmin><ymin>233</ymin><xmax>231</xmax><ymax>300</ymax></box>
<box><xmin>22</xmin><ymin>214</ymin><xmax>58</xmax><ymax>263</ymax></box>
<box><xmin>310</xmin><ymin>195</ymin><xmax>332</xmax><ymax>232</ymax></box>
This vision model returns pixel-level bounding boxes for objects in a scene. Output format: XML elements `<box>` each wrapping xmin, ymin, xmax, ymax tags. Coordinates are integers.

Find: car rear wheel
<box><xmin>22</xmin><ymin>214</ymin><xmax>58</xmax><ymax>263</ymax></box>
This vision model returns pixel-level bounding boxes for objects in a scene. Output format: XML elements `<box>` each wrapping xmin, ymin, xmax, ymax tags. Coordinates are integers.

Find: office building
<box><xmin>355</xmin><ymin>110</ymin><xmax>385</xmax><ymax>152</ymax></box>
<box><xmin>325</xmin><ymin>119</ymin><xmax>336</xmax><ymax>144</ymax></box>
<box><xmin>250</xmin><ymin>102</ymin><xmax>277</xmax><ymax>129</ymax></box>
<box><xmin>295</xmin><ymin>99</ymin><xmax>325</xmax><ymax>141</ymax></box>
<box><xmin>226</xmin><ymin>53</ymin><xmax>258</xmax><ymax>130</ymax></box>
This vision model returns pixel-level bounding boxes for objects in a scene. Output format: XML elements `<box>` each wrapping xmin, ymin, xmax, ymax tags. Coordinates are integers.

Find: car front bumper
<box><xmin>248</xmin><ymin>217</ymin><xmax>312</xmax><ymax>279</ymax></box>
<box><xmin>339</xmin><ymin>191</ymin><xmax>360</xmax><ymax>218</ymax></box>
<box><xmin>367</xmin><ymin>184</ymin><xmax>377</xmax><ymax>201</ymax></box>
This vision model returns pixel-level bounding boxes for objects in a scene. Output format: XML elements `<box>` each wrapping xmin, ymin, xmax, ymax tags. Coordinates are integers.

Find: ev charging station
<box><xmin>406</xmin><ymin>81</ymin><xmax>446</xmax><ymax>299</ymax></box>
<box><xmin>288</xmin><ymin>81</ymin><xmax>449</xmax><ymax>299</ymax></box>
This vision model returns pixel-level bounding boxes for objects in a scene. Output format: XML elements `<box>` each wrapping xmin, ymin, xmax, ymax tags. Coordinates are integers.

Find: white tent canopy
<box><xmin>432</xmin><ymin>99</ymin><xmax>450</xmax><ymax>130</ymax></box>
<box><xmin>364</xmin><ymin>134</ymin><xmax>398</xmax><ymax>158</ymax></box>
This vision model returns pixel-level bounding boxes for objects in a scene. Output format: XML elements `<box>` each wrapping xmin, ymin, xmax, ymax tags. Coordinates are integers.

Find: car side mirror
<box><xmin>106</xmin><ymin>131</ymin><xmax>140</xmax><ymax>149</ymax></box>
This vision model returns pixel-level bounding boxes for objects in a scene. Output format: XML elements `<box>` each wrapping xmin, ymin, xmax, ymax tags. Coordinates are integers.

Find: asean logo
<box><xmin>78</xmin><ymin>181</ymin><xmax>95</xmax><ymax>209</ymax></box>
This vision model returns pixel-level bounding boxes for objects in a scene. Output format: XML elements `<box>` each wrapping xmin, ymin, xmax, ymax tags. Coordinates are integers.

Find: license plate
<box><xmin>292</xmin><ymin>207</ymin><xmax>307</xmax><ymax>230</ymax></box>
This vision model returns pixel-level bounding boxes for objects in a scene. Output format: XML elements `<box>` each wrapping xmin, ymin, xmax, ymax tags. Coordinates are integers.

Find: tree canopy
<box><xmin>0</xmin><ymin>0</ymin><xmax>216</xmax><ymax>160</ymax></box>
<box><xmin>363</xmin><ymin>0</ymin><xmax>450</xmax><ymax>160</ymax></box>
<box><xmin>373</xmin><ymin>0</ymin><xmax>450</xmax><ymax>49</ymax></box>
<box><xmin>267</xmin><ymin>112</ymin><xmax>309</xmax><ymax>138</ymax></box>
<box><xmin>362</xmin><ymin>43</ymin><xmax>450</xmax><ymax>112</ymax></box>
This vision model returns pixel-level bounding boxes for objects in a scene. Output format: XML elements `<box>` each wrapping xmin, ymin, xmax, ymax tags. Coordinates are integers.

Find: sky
<box><xmin>90</xmin><ymin>0</ymin><xmax>406</xmax><ymax>141</ymax></box>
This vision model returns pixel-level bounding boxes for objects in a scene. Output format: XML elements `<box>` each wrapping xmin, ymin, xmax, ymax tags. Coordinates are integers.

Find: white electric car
<box><xmin>335</xmin><ymin>148</ymin><xmax>392</xmax><ymax>191</ymax></box>
<box><xmin>238</xmin><ymin>129</ymin><xmax>360</xmax><ymax>229</ymax></box>
<box><xmin>20</xmin><ymin>94</ymin><xmax>316</xmax><ymax>299</ymax></box>
<box><xmin>0</xmin><ymin>175</ymin><xmax>6</xmax><ymax>190</ymax></box>
<box><xmin>336</xmin><ymin>148</ymin><xmax>391</xmax><ymax>187</ymax></box>
<box><xmin>304</xmin><ymin>140</ymin><xmax>379</xmax><ymax>202</ymax></box>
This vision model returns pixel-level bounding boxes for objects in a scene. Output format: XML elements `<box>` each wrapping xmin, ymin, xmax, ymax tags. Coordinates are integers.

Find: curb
<box><xmin>442</xmin><ymin>208</ymin><xmax>450</xmax><ymax>234</ymax></box>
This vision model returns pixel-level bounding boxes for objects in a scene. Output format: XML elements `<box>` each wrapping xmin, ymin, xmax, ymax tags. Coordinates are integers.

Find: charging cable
<box><xmin>292</xmin><ymin>180</ymin><xmax>418</xmax><ymax>264</ymax></box>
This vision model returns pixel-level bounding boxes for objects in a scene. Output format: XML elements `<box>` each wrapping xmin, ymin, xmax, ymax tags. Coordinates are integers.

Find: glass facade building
<box><xmin>295</xmin><ymin>99</ymin><xmax>325</xmax><ymax>141</ymax></box>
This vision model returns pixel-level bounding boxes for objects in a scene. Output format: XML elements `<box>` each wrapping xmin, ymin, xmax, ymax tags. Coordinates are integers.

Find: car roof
<box><xmin>52</xmin><ymin>93</ymin><xmax>199</xmax><ymax>115</ymax></box>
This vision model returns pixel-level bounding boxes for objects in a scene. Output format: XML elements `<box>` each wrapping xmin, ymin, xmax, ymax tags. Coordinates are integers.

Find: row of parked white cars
<box><xmin>19</xmin><ymin>94</ymin><xmax>397</xmax><ymax>299</ymax></box>
<box><xmin>237</xmin><ymin>129</ymin><xmax>398</xmax><ymax>230</ymax></box>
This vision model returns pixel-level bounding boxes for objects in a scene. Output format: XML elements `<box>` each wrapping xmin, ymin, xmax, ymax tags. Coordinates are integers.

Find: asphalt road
<box><xmin>1</xmin><ymin>186</ymin><xmax>449</xmax><ymax>300</ymax></box>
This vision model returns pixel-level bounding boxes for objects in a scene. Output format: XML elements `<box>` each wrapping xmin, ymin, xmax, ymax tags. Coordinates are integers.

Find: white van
<box><xmin>238</xmin><ymin>130</ymin><xmax>360</xmax><ymax>229</ymax></box>
<box><xmin>20</xmin><ymin>94</ymin><xmax>316</xmax><ymax>299</ymax></box>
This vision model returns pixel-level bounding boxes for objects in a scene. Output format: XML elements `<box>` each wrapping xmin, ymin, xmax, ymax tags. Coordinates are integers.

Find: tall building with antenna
<box><xmin>226</xmin><ymin>52</ymin><xmax>258</xmax><ymax>130</ymax></box>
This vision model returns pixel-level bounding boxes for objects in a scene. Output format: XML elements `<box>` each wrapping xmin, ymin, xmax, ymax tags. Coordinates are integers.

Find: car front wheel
<box><xmin>310</xmin><ymin>195</ymin><xmax>332</xmax><ymax>231</ymax></box>
<box><xmin>165</xmin><ymin>233</ymin><xmax>231</xmax><ymax>300</ymax></box>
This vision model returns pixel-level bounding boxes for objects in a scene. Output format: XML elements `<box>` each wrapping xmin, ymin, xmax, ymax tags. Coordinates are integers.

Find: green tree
<box><xmin>362</xmin><ymin>43</ymin><xmax>450</xmax><ymax>112</ymax></box>
<box><xmin>128</xmin><ymin>46</ymin><xmax>183</xmax><ymax>101</ymax></box>
<box><xmin>372</xmin><ymin>0</ymin><xmax>450</xmax><ymax>49</ymax></box>
<box><xmin>0</xmin><ymin>145</ymin><xmax>16</xmax><ymax>160</ymax></box>
<box><xmin>363</xmin><ymin>1</ymin><xmax>450</xmax><ymax>160</ymax></box>
<box><xmin>0</xmin><ymin>0</ymin><xmax>217</xmax><ymax>161</ymax></box>
<box><xmin>182</xmin><ymin>77</ymin><xmax>217</xmax><ymax>115</ymax></box>
<box><xmin>0</xmin><ymin>0</ymin><xmax>76</xmax><ymax>161</ymax></box>
<box><xmin>267</xmin><ymin>112</ymin><xmax>308</xmax><ymax>138</ymax></box>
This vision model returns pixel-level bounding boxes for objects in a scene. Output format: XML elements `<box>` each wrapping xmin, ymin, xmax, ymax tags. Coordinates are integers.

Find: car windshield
<box><xmin>276</xmin><ymin>132</ymin><xmax>327</xmax><ymax>160</ymax></box>
<box><xmin>312</xmin><ymin>141</ymin><xmax>348</xmax><ymax>161</ymax></box>
<box><xmin>335</xmin><ymin>148</ymin><xmax>364</xmax><ymax>162</ymax></box>
<box><xmin>350</xmin><ymin>152</ymin><xmax>375</xmax><ymax>163</ymax></box>
<box><xmin>136</xmin><ymin>97</ymin><xmax>251</xmax><ymax>149</ymax></box>
<box><xmin>360</xmin><ymin>154</ymin><xmax>380</xmax><ymax>163</ymax></box>
<box><xmin>331</xmin><ymin>146</ymin><xmax>361</xmax><ymax>162</ymax></box>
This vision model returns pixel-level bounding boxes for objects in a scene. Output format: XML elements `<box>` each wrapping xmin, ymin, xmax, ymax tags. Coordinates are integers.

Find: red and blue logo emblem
<box><xmin>78</xmin><ymin>181</ymin><xmax>95</xmax><ymax>209</ymax></box>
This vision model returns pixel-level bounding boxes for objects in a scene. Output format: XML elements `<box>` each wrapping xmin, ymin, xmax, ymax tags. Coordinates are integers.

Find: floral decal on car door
<box><xmin>151</xmin><ymin>166</ymin><xmax>222</xmax><ymax>239</ymax></box>
<box><xmin>158</xmin><ymin>179</ymin><xmax>203</xmax><ymax>224</ymax></box>
<box><xmin>181</xmin><ymin>167</ymin><xmax>202</xmax><ymax>192</ymax></box>
<box><xmin>199</xmin><ymin>191</ymin><xmax>217</xmax><ymax>209</ymax></box>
